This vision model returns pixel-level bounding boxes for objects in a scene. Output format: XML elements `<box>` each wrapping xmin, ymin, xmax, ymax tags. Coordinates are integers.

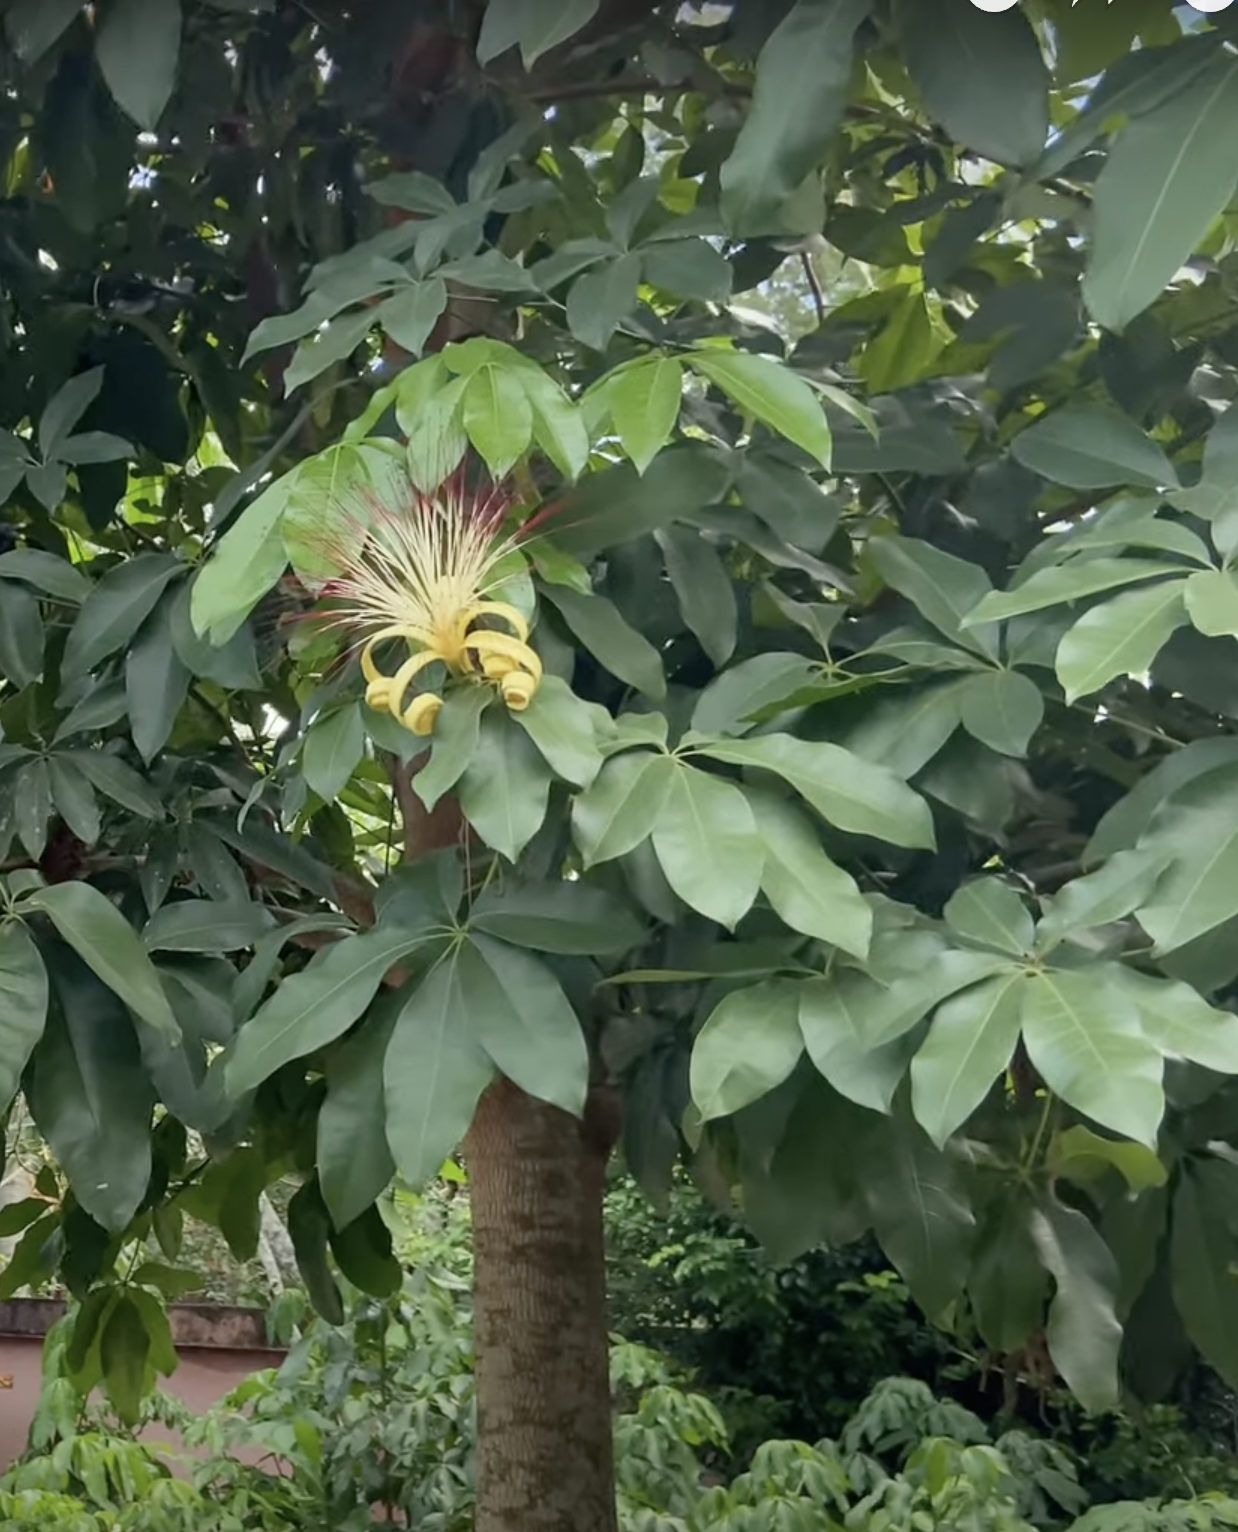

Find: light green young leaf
<box><xmin>571</xmin><ymin>750</ymin><xmax>669</xmax><ymax>868</ymax></box>
<box><xmin>519</xmin><ymin>367</ymin><xmax>590</xmax><ymax>481</ymax></box>
<box><xmin>1020</xmin><ymin>969</ymin><xmax>1164</xmax><ymax>1147</ymax></box>
<box><xmin>1055</xmin><ymin>579</ymin><xmax>1188</xmax><ymax>703</ymax></box>
<box><xmin>748</xmin><ymin>788</ymin><xmax>871</xmax><ymax>959</ymax></box>
<box><xmin>1185</xmin><ymin>568</ymin><xmax>1238</xmax><ymax>639</ymax></box>
<box><xmin>1036</xmin><ymin>849</ymin><xmax>1169</xmax><ymax>948</ymax></box>
<box><xmin>700</xmin><ymin>733</ymin><xmax>935</xmax><ymax>850</ymax></box>
<box><xmin>689</xmin><ymin>349</ymin><xmax>832</xmax><ymax>468</ymax></box>
<box><xmin>944</xmin><ymin>879</ymin><xmax>1034</xmax><ymax>957</ymax></box>
<box><xmin>462</xmin><ymin>364</ymin><xmax>535</xmax><ymax>479</ymax></box>
<box><xmin>460</xmin><ymin>936</ymin><xmax>589</xmax><ymax>1116</ymax></box>
<box><xmin>1085</xmin><ymin>51</ymin><xmax>1238</xmax><ymax>334</ymax></box>
<box><xmin>691</xmin><ymin>980</ymin><xmax>804</xmax><ymax>1120</ymax></box>
<box><xmin>1048</xmin><ymin>1125</ymin><xmax>1166</xmax><ymax>1193</ymax></box>
<box><xmin>190</xmin><ymin>473</ymin><xmax>296</xmax><ymax>644</ymax></box>
<box><xmin>651</xmin><ymin>762</ymin><xmax>762</xmax><ymax>930</ymax></box>
<box><xmin>1113</xmin><ymin>966</ymin><xmax>1238</xmax><ymax>1076</ymax></box>
<box><xmin>384</xmin><ymin>956</ymin><xmax>495</xmax><ymax>1189</ymax></box>
<box><xmin>911</xmin><ymin>975</ymin><xmax>1023</xmax><ymax>1147</ymax></box>
<box><xmin>608</xmin><ymin>357</ymin><xmax>683</xmax><ymax>474</ymax></box>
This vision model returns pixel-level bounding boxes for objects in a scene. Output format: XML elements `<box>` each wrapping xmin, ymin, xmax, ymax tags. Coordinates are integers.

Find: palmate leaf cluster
<box><xmin>0</xmin><ymin>0</ymin><xmax>1237</xmax><ymax>1427</ymax></box>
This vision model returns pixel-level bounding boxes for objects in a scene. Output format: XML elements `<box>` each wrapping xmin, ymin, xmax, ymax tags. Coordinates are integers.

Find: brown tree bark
<box><xmin>464</xmin><ymin>1077</ymin><xmax>620</xmax><ymax>1532</ymax></box>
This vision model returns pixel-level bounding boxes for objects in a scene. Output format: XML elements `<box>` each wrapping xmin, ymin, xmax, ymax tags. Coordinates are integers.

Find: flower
<box><xmin>313</xmin><ymin>472</ymin><xmax>543</xmax><ymax>737</ymax></box>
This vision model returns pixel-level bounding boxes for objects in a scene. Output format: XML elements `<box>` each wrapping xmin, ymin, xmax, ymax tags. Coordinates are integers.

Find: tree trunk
<box><xmin>465</xmin><ymin>1076</ymin><xmax>620</xmax><ymax>1532</ymax></box>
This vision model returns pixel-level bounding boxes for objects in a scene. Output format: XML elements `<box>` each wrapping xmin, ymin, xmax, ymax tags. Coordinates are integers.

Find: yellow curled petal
<box><xmin>362</xmin><ymin>623</ymin><xmax>437</xmax><ymax>682</ymax></box>
<box><xmin>384</xmin><ymin>648</ymin><xmax>445</xmax><ymax>724</ymax></box>
<box><xmin>501</xmin><ymin>670</ymin><xmax>537</xmax><ymax>712</ymax></box>
<box><xmin>465</xmin><ymin>630</ymin><xmax>543</xmax><ymax>685</ymax></box>
<box><xmin>404</xmin><ymin>693</ymin><xmax>443</xmax><ymax>737</ymax></box>
<box><xmin>365</xmin><ymin>678</ymin><xmax>391</xmax><ymax>711</ymax></box>
<box><xmin>464</xmin><ymin>601</ymin><xmax>530</xmax><ymax>643</ymax></box>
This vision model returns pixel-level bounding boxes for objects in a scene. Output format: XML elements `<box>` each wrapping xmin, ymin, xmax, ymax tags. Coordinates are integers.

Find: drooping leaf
<box><xmin>1029</xmin><ymin>1196</ymin><xmax>1122</xmax><ymax>1412</ymax></box>
<box><xmin>1172</xmin><ymin>1162</ymin><xmax>1238</xmax><ymax>1388</ymax></box>
<box><xmin>457</xmin><ymin>709</ymin><xmax>553</xmax><ymax>862</ymax></box>
<box><xmin>414</xmin><ymin>686</ymin><xmax>491</xmax><ymax>812</ymax></box>
<box><xmin>476</xmin><ymin>0</ymin><xmax>600</xmax><ymax>69</ymax></box>
<box><xmin>719</xmin><ymin>0</ymin><xmax>870</xmax><ymax>234</ymax></box>
<box><xmin>691</xmin><ymin>653</ymin><xmax>823</xmax><ymax>738</ymax></box>
<box><xmin>462</xmin><ymin>364</ymin><xmax>534</xmax><ymax>479</ymax></box>
<box><xmin>318</xmin><ymin>998</ymin><xmax>400</xmax><ymax>1231</ymax></box>
<box><xmin>1113</xmin><ymin>966</ymin><xmax>1238</xmax><ymax>1075</ymax></box>
<box><xmin>513</xmin><ymin>674</ymin><xmax>604</xmax><ymax>788</ymax></box>
<box><xmin>869</xmin><ymin>535</ymin><xmax>999</xmax><ymax>660</ymax></box>
<box><xmin>124</xmin><ymin>591</ymin><xmax>191</xmax><ymax>762</ymax></box>
<box><xmin>1037</xmin><ymin>848</ymin><xmax>1169</xmax><ymax>947</ymax></box>
<box><xmin>0</xmin><ymin>580</ymin><xmax>43</xmax><ymax>687</ymax></box>
<box><xmin>542</xmin><ymin>584</ymin><xmax>666</xmax><ymax>700</ymax></box>
<box><xmin>470</xmin><ymin>879</ymin><xmax>643</xmax><ymax>955</ymax></box>
<box><xmin>142</xmin><ymin>899</ymin><xmax>276</xmax><ymax>954</ymax></box>
<box><xmin>384</xmin><ymin>953</ymin><xmax>495</xmax><ymax>1187</ymax></box>
<box><xmin>1134</xmin><ymin>772</ymin><xmax>1238</xmax><ymax>953</ymax></box>
<box><xmin>691</xmin><ymin>980</ymin><xmax>804</xmax><ymax>1121</ymax></box>
<box><xmin>100</xmin><ymin>1296</ymin><xmax>151</xmax><ymax>1426</ymax></box>
<box><xmin>95</xmin><ymin>0</ymin><xmax>181</xmax><ymax>130</ymax></box>
<box><xmin>287</xmin><ymin>1180</ymin><xmax>344</xmax><ymax>1325</ymax></box>
<box><xmin>302</xmin><ymin>702</ymin><xmax>366</xmax><ymax>803</ymax></box>
<box><xmin>63</xmin><ymin>554</ymin><xmax>183</xmax><ymax>678</ymax></box>
<box><xmin>656</xmin><ymin>525</ymin><xmax>737</xmax><ymax>667</ymax></box>
<box><xmin>608</xmin><ymin>358</ymin><xmax>683</xmax><ymax>475</ymax></box>
<box><xmin>651</xmin><ymin>761</ymin><xmax>762</xmax><ymax>929</ymax></box>
<box><xmin>911</xmin><ymin>975</ymin><xmax>1023</xmax><ymax>1147</ymax></box>
<box><xmin>0</xmin><ymin>922</ymin><xmax>49</xmax><ymax>1112</ymax></box>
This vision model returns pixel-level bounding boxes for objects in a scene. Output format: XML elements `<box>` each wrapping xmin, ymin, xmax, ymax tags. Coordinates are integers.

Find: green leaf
<box><xmin>689</xmin><ymin>350</ymin><xmax>831</xmax><ymax>468</ymax></box>
<box><xmin>125</xmin><ymin>591</ymin><xmax>191</xmax><ymax>762</ymax></box>
<box><xmin>691</xmin><ymin>653</ymin><xmax>822</xmax><ymax>737</ymax></box>
<box><xmin>1048</xmin><ymin>1125</ymin><xmax>1167</xmax><ymax>1193</ymax></box>
<box><xmin>1085</xmin><ymin>52</ymin><xmax>1238</xmax><ymax>333</ymax></box>
<box><xmin>640</xmin><ymin>240</ymin><xmax>732</xmax><ymax>304</ymax></box>
<box><xmin>0</xmin><ymin>922</ymin><xmax>48</xmax><ymax>1112</ymax></box>
<box><xmin>190</xmin><ymin>474</ymin><xmax>295</xmax><ymax>643</ymax></box>
<box><xmin>1029</xmin><ymin>1197</ymin><xmax>1122</xmax><ymax>1412</ymax></box>
<box><xmin>39</xmin><ymin>368</ymin><xmax>104</xmax><ymax>459</ymax></box>
<box><xmin>566</xmin><ymin>254</ymin><xmax>641</xmax><ymax>351</ymax></box>
<box><xmin>691</xmin><ymin>980</ymin><xmax>804</xmax><ymax>1121</ymax></box>
<box><xmin>26</xmin><ymin>882</ymin><xmax>178</xmax><ymax>1040</ymax></box>
<box><xmin>475</xmin><ymin>0</ymin><xmax>599</xmax><ymax>67</ymax></box>
<box><xmin>63</xmin><ymin>554</ymin><xmax>183</xmax><ymax>678</ymax></box>
<box><xmin>13</xmin><ymin>759</ymin><xmax>51</xmax><ymax>858</ymax></box>
<box><xmin>513</xmin><ymin>674</ymin><xmax>603</xmax><ymax>788</ymax></box>
<box><xmin>72</xmin><ymin>750</ymin><xmax>164</xmax><ymax>820</ymax></box>
<box><xmin>228</xmin><ymin>924</ymin><xmax>430</xmax><ymax>1093</ymax></box>
<box><xmin>462</xmin><ymin>364</ymin><xmax>534</xmax><ymax>479</ymax></box>
<box><xmin>571</xmin><ymin>750</ymin><xmax>669</xmax><ymax>868</ymax></box>
<box><xmin>719</xmin><ymin>0</ymin><xmax>869</xmax><ymax>234</ymax></box>
<box><xmin>287</xmin><ymin>1181</ymin><xmax>344</xmax><ymax>1324</ymax></box>
<box><xmin>1113</xmin><ymin>966</ymin><xmax>1238</xmax><ymax>1075</ymax></box>
<box><xmin>0</xmin><ymin>578</ymin><xmax>43</xmax><ymax>689</ymax></box>
<box><xmin>284</xmin><ymin>309</ymin><xmax>376</xmax><ymax>395</ymax></box>
<box><xmin>1019</xmin><ymin>969</ymin><xmax>1163</xmax><ymax>1147</ymax></box>
<box><xmin>1011</xmin><ymin>406</ymin><xmax>1178</xmax><ymax>491</ymax></box>
<box><xmin>470</xmin><ymin>880</ymin><xmax>643</xmax><ymax>955</ymax></box>
<box><xmin>375</xmin><ymin>278</ymin><xmax>447</xmax><ymax>357</ymax></box>
<box><xmin>5</xmin><ymin>0</ymin><xmax>81</xmax><ymax>63</ymax></box>
<box><xmin>965</xmin><ymin>557</ymin><xmax>1183</xmax><ymax>625</ymax></box>
<box><xmin>519</xmin><ymin>367</ymin><xmax>590</xmax><ymax>481</ymax></box>
<box><xmin>95</xmin><ymin>0</ymin><xmax>181</xmax><ymax>130</ymax></box>
<box><xmin>944</xmin><ymin>879</ymin><xmax>1034</xmax><ymax>957</ymax></box>
<box><xmin>866</xmin><ymin>1113</ymin><xmax>974</xmax><ymax>1321</ymax></box>
<box><xmin>1185</xmin><ymin>568</ymin><xmax>1238</xmax><ymax>638</ymax></box>
<box><xmin>843</xmin><ymin>681</ymin><xmax>969</xmax><ymax>781</ymax></box>
<box><xmin>142</xmin><ymin>899</ymin><xmax>276</xmax><ymax>954</ymax></box>
<box><xmin>957</xmin><ymin>670</ymin><xmax>1043</xmax><ymax>758</ymax></box>
<box><xmin>700</xmin><ymin>733</ymin><xmax>935</xmax><ymax>851</ymax></box>
<box><xmin>651</xmin><ymin>761</ymin><xmax>762</xmax><ymax>930</ymax></box>
<box><xmin>302</xmin><ymin>703</ymin><xmax>366</xmax><ymax>802</ymax></box>
<box><xmin>457</xmin><ymin>710</ymin><xmax>552</xmax><ymax>862</ymax></box>
<box><xmin>911</xmin><ymin>975</ymin><xmax>1023</xmax><ymax>1147</ymax></box>
<box><xmin>0</xmin><ymin>549</ymin><xmax>89</xmax><ymax>603</ymax></box>
<box><xmin>54</xmin><ymin>682</ymin><xmax>128</xmax><ymax>742</ymax></box>
<box><xmin>799</xmin><ymin>972</ymin><xmax>912</xmax><ymax>1114</ymax></box>
<box><xmin>969</xmin><ymin>1193</ymin><xmax>1047</xmax><ymax>1355</ymax></box>
<box><xmin>868</xmin><ymin>536</ymin><xmax>998</xmax><ymax>660</ymax></box>
<box><xmin>1055</xmin><ymin>579</ymin><xmax>1188</xmax><ymax>703</ymax></box>
<box><xmin>655</xmin><ymin>525</ymin><xmax>737</xmax><ymax>668</ymax></box>
<box><xmin>1037</xmin><ymin>849</ymin><xmax>1169</xmax><ymax>948</ymax></box>
<box><xmin>414</xmin><ymin>686</ymin><xmax>491</xmax><ymax>812</ymax></box>
<box><xmin>1172</xmin><ymin>1163</ymin><xmax>1238</xmax><ymax>1389</ymax></box>
<box><xmin>26</xmin><ymin>954</ymin><xmax>153</xmax><ymax>1233</ymax></box>
<box><xmin>898</xmin><ymin>0</ymin><xmax>1047</xmax><ymax>167</ymax></box>
<box><xmin>384</xmin><ymin>954</ymin><xmax>495</xmax><ymax>1187</ymax></box>
<box><xmin>318</xmin><ymin>999</ymin><xmax>398</xmax><ymax>1230</ymax></box>
<box><xmin>100</xmin><ymin>1296</ymin><xmax>151</xmax><ymax>1426</ymax></box>
<box><xmin>748</xmin><ymin>788</ymin><xmax>871</xmax><ymax>959</ymax></box>
<box><xmin>607</xmin><ymin>357</ymin><xmax>683</xmax><ymax>475</ymax></box>
<box><xmin>329</xmin><ymin>1203</ymin><xmax>401</xmax><ymax>1297</ymax></box>
<box><xmin>459</xmin><ymin>936</ymin><xmax>588</xmax><ymax>1115</ymax></box>
<box><xmin>542</xmin><ymin>584</ymin><xmax>666</xmax><ymax>700</ymax></box>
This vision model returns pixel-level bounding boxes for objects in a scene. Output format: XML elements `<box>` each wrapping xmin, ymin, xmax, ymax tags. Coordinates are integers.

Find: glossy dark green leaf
<box><xmin>571</xmin><ymin>749</ymin><xmax>669</xmax><ymax>867</ymax></box>
<box><xmin>476</xmin><ymin>0</ymin><xmax>599</xmax><ymax>68</ymax></box>
<box><xmin>458</xmin><ymin>709</ymin><xmax>552</xmax><ymax>862</ymax></box>
<box><xmin>13</xmin><ymin>758</ymin><xmax>52</xmax><ymax>858</ymax></box>
<box><xmin>70</xmin><ymin>750</ymin><xmax>164</xmax><ymax>820</ymax></box>
<box><xmin>287</xmin><ymin>1180</ymin><xmax>344</xmax><ymax>1324</ymax></box>
<box><xmin>329</xmin><ymin>1203</ymin><xmax>402</xmax><ymax>1297</ymax></box>
<box><xmin>969</xmin><ymin>1193</ymin><xmax>1047</xmax><ymax>1355</ymax></box>
<box><xmin>459</xmin><ymin>935</ymin><xmax>589</xmax><ymax>1116</ymax></box>
<box><xmin>1172</xmin><ymin>1161</ymin><xmax>1238</xmax><ymax>1388</ymax></box>
<box><xmin>869</xmin><ymin>536</ymin><xmax>998</xmax><ymax>660</ymax></box>
<box><xmin>318</xmin><ymin>998</ymin><xmax>399</xmax><ymax>1231</ymax></box>
<box><xmin>0</xmin><ymin>580</ymin><xmax>43</xmax><ymax>687</ymax></box>
<box><xmin>26</xmin><ymin>953</ymin><xmax>153</xmax><ymax>1233</ymax></box>
<box><xmin>543</xmin><ymin>583</ymin><xmax>666</xmax><ymax>700</ymax></box>
<box><xmin>513</xmin><ymin>675</ymin><xmax>603</xmax><ymax>788</ymax></box>
<box><xmin>62</xmin><ymin>554</ymin><xmax>182</xmax><ymax>678</ymax></box>
<box><xmin>566</xmin><ymin>254</ymin><xmax>641</xmax><ymax>351</ymax></box>
<box><xmin>100</xmin><ymin>1295</ymin><xmax>151</xmax><ymax>1425</ymax></box>
<box><xmin>227</xmin><ymin>924</ymin><xmax>430</xmax><ymax>1093</ymax></box>
<box><xmin>0</xmin><ymin>549</ymin><xmax>90</xmax><ymax>603</ymax></box>
<box><xmin>384</xmin><ymin>954</ymin><xmax>495</xmax><ymax>1187</ymax></box>
<box><xmin>470</xmin><ymin>879</ymin><xmax>643</xmax><ymax>955</ymax></box>
<box><xmin>125</xmin><ymin>591</ymin><xmax>191</xmax><ymax>762</ymax></box>
<box><xmin>302</xmin><ymin>702</ymin><xmax>366</xmax><ymax>802</ymax></box>
<box><xmin>656</xmin><ymin>525</ymin><xmax>737</xmax><ymax>667</ymax></box>
<box><xmin>96</xmin><ymin>0</ymin><xmax>181</xmax><ymax>129</ymax></box>
<box><xmin>957</xmin><ymin>670</ymin><xmax>1043</xmax><ymax>758</ymax></box>
<box><xmin>26</xmin><ymin>881</ymin><xmax>178</xmax><ymax>1040</ymax></box>
<box><xmin>719</xmin><ymin>0</ymin><xmax>869</xmax><ymax>234</ymax></box>
<box><xmin>966</xmin><ymin>558</ymin><xmax>1185</xmax><ymax>626</ymax></box>
<box><xmin>142</xmin><ymin>898</ymin><xmax>276</xmax><ymax>954</ymax></box>
<box><xmin>691</xmin><ymin>653</ymin><xmax>822</xmax><ymax>738</ymax></box>
<box><xmin>0</xmin><ymin>922</ymin><xmax>48</xmax><ymax>1112</ymax></box>
<box><xmin>414</xmin><ymin>686</ymin><xmax>491</xmax><ymax>811</ymax></box>
<box><xmin>1012</xmin><ymin>406</ymin><xmax>1178</xmax><ymax>491</ymax></box>
<box><xmin>47</xmin><ymin>755</ymin><xmax>101</xmax><ymax>846</ymax></box>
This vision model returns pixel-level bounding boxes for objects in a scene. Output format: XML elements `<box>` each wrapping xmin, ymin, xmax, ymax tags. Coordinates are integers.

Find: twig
<box><xmin>801</xmin><ymin>251</ymin><xmax>826</xmax><ymax>328</ymax></box>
